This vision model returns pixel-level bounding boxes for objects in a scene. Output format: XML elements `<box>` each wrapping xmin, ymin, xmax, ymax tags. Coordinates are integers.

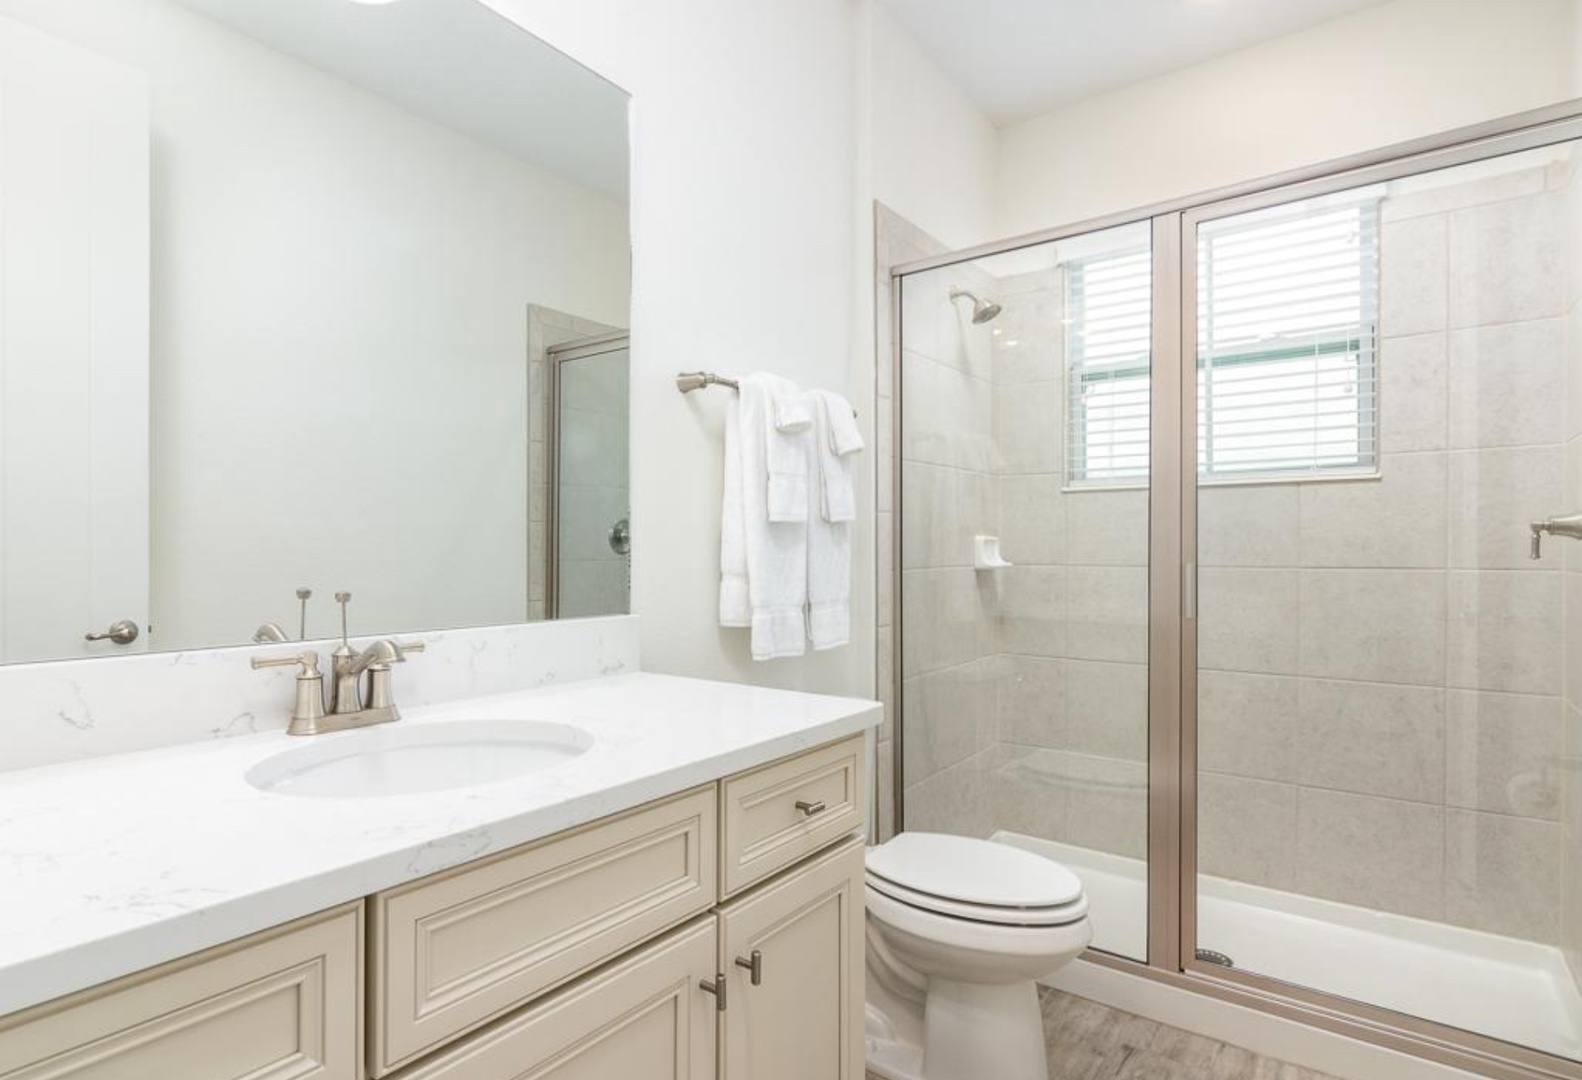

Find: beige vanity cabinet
<box><xmin>716</xmin><ymin>836</ymin><xmax>866</xmax><ymax>1080</ymax></box>
<box><xmin>0</xmin><ymin>733</ymin><xmax>870</xmax><ymax>1080</ymax></box>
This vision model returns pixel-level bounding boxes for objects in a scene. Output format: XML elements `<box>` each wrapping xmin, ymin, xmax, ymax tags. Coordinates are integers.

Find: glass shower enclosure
<box><xmin>888</xmin><ymin>103</ymin><xmax>1582</xmax><ymax>1079</ymax></box>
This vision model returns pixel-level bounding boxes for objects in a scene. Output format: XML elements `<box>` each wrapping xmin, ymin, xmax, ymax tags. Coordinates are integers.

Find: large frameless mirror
<box><xmin>0</xmin><ymin>0</ymin><xmax>630</xmax><ymax>664</ymax></box>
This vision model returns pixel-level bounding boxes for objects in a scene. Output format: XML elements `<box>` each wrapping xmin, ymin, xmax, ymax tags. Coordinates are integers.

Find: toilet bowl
<box><xmin>863</xmin><ymin>832</ymin><xmax>1092</xmax><ymax>1080</ymax></box>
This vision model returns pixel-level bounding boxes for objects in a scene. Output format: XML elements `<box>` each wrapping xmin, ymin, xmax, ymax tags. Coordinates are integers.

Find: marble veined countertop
<box><xmin>0</xmin><ymin>672</ymin><xmax>880</xmax><ymax>1016</ymax></box>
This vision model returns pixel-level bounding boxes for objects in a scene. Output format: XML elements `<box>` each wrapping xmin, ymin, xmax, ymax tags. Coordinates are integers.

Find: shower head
<box><xmin>950</xmin><ymin>287</ymin><xmax>1002</xmax><ymax>324</ymax></box>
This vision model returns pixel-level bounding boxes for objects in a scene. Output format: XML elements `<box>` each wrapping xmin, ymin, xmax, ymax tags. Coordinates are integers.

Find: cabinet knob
<box><xmin>699</xmin><ymin>974</ymin><xmax>728</xmax><ymax>1012</ymax></box>
<box><xmin>734</xmin><ymin>949</ymin><xmax>763</xmax><ymax>986</ymax></box>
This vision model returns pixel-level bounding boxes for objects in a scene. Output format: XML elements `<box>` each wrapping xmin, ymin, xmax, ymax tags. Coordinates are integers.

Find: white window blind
<box><xmin>1066</xmin><ymin>199</ymin><xmax>1380</xmax><ymax>486</ymax></box>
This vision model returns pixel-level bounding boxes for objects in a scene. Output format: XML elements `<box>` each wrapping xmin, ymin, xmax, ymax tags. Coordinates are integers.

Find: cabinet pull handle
<box><xmin>699</xmin><ymin>974</ymin><xmax>727</xmax><ymax>1012</ymax></box>
<box><xmin>795</xmin><ymin>799</ymin><xmax>826</xmax><ymax>817</ymax></box>
<box><xmin>734</xmin><ymin>949</ymin><xmax>763</xmax><ymax>985</ymax></box>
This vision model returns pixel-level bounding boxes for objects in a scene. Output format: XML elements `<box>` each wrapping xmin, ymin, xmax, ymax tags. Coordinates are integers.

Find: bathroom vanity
<box><xmin>0</xmin><ymin>674</ymin><xmax>878</xmax><ymax>1080</ymax></box>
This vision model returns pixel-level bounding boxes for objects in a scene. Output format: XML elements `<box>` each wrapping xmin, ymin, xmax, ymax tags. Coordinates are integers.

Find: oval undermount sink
<box><xmin>245</xmin><ymin>720</ymin><xmax>593</xmax><ymax>798</ymax></box>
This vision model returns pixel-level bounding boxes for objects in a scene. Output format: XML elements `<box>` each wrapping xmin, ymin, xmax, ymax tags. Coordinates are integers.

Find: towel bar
<box><xmin>675</xmin><ymin>372</ymin><xmax>855</xmax><ymax>415</ymax></box>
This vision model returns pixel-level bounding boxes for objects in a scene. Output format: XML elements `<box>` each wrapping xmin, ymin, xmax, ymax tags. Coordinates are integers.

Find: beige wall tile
<box><xmin>1066</xmin><ymin>566</ymin><xmax>1148</xmax><ymax>663</ymax></box>
<box><xmin>876</xmin><ymin>737</ymin><xmax>895</xmax><ymax>843</ymax></box>
<box><xmin>1563</xmin><ymin>704</ymin><xmax>1582</xmax><ymax>979</ymax></box>
<box><xmin>903</xmin><ymin>747</ymin><xmax>993</xmax><ymax>839</ymax></box>
<box><xmin>1197</xmin><ymin>670</ymin><xmax>1300</xmax><ymax>782</ymax></box>
<box><xmin>997</xmin><ymin>654</ymin><xmax>1067</xmax><ymax>748</ymax></box>
<box><xmin>902</xmin><ymin>350</ymin><xmax>994</xmax><ymax>472</ymax></box>
<box><xmin>1199</xmin><ymin>774</ymin><xmax>1298</xmax><ymax>890</ymax></box>
<box><xmin>901</xmin><ymin>567</ymin><xmax>990</xmax><ymax>675</ymax></box>
<box><xmin>1448</xmin><ymin>192</ymin><xmax>1566</xmax><ymax>329</ymax></box>
<box><xmin>1569</xmin><ymin>572</ymin><xmax>1582</xmax><ymax>711</ymax></box>
<box><xmin>1379</xmin><ymin>214</ymin><xmax>1447</xmax><ymax>337</ymax></box>
<box><xmin>1065</xmin><ymin>660</ymin><xmax>1148</xmax><ymax>762</ymax></box>
<box><xmin>997</xmin><ymin>565</ymin><xmax>1067</xmax><ymax>658</ymax></box>
<box><xmin>1000</xmin><ymin>474</ymin><xmax>1067</xmax><ymax>566</ymax></box>
<box><xmin>1198</xmin><ymin>568</ymin><xmax>1299</xmax><ymax>675</ymax></box>
<box><xmin>1448</xmin><ymin>446</ymin><xmax>1564</xmax><ymax>571</ymax></box>
<box><xmin>1445</xmin><ymin>690</ymin><xmax>1562</xmax><ymax>819</ymax></box>
<box><xmin>1378</xmin><ymin>333</ymin><xmax>1448</xmax><ymax>453</ymax></box>
<box><xmin>877</xmin><ymin>511</ymin><xmax>893</xmax><ymax>624</ymax></box>
<box><xmin>993</xmin><ymin>284</ymin><xmax>1064</xmax><ymax>385</ymax></box>
<box><xmin>991</xmin><ymin>744</ymin><xmax>1072</xmax><ymax>842</ymax></box>
<box><xmin>1447</xmin><ymin>570</ymin><xmax>1563</xmax><ymax>694</ymax></box>
<box><xmin>902</xmin><ymin>463</ymin><xmax>997</xmax><ymax>570</ymax></box>
<box><xmin>1447</xmin><ymin>318</ymin><xmax>1565</xmax><ymax>449</ymax></box>
<box><xmin>1297</xmin><ymin>455</ymin><xmax>1446</xmax><ymax>568</ymax></box>
<box><xmin>1067</xmin><ymin>489</ymin><xmax>1149</xmax><ymax>566</ymax></box>
<box><xmin>1295</xmin><ymin>788</ymin><xmax>1445</xmax><ymax>920</ymax></box>
<box><xmin>1198</xmin><ymin>484</ymin><xmax>1299</xmax><ymax>568</ymax></box>
<box><xmin>1297</xmin><ymin>679</ymin><xmax>1446</xmax><ymax>803</ymax></box>
<box><xmin>994</xmin><ymin>379</ymin><xmax>1065</xmax><ymax>474</ymax></box>
<box><xmin>1299</xmin><ymin>570</ymin><xmax>1446</xmax><ymax>685</ymax></box>
<box><xmin>1057</xmin><ymin>752</ymin><xmax>1148</xmax><ymax>859</ymax></box>
<box><xmin>903</xmin><ymin>657</ymin><xmax>998</xmax><ymax>783</ymax></box>
<box><xmin>876</xmin><ymin>625</ymin><xmax>894</xmax><ymax>742</ymax></box>
<box><xmin>1445</xmin><ymin>809</ymin><xmax>1561</xmax><ymax>943</ymax></box>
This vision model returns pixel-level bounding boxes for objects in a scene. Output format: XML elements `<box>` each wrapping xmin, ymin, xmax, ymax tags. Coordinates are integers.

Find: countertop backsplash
<box><xmin>0</xmin><ymin>616</ymin><xmax>641</xmax><ymax>774</ymax></box>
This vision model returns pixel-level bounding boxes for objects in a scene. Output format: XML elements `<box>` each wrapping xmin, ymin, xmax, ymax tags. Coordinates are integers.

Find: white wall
<box><xmin>867</xmin><ymin>3</ymin><xmax>997</xmax><ymax>250</ymax></box>
<box><xmin>481</xmin><ymin>0</ymin><xmax>871</xmax><ymax>697</ymax></box>
<box><xmin>0</xmin><ymin>0</ymin><xmax>631</xmax><ymax>650</ymax></box>
<box><xmin>997</xmin><ymin>0</ymin><xmax>1580</xmax><ymax>235</ymax></box>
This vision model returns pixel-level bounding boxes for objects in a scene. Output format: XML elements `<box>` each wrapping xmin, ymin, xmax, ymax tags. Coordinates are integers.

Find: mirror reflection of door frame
<box><xmin>544</xmin><ymin>331</ymin><xmax>631</xmax><ymax>620</ymax></box>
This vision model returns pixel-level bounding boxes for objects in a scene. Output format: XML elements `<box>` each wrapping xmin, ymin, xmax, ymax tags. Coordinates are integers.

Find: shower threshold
<box><xmin>993</xmin><ymin>830</ymin><xmax>1582</xmax><ymax>1063</ymax></box>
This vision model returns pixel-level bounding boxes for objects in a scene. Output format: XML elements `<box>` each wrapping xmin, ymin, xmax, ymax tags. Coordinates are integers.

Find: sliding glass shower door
<box><xmin>1187</xmin><ymin>138</ymin><xmax>1582</xmax><ymax>1064</ymax></box>
<box><xmin>895</xmin><ymin>220</ymin><xmax>1154</xmax><ymax>962</ymax></box>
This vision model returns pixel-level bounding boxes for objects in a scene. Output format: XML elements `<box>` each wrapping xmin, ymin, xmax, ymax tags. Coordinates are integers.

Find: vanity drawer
<box><xmin>369</xmin><ymin>785</ymin><xmax>717</xmax><ymax>1074</ymax></box>
<box><xmin>394</xmin><ymin>917</ymin><xmax>717</xmax><ymax>1080</ymax></box>
<box><xmin>720</xmin><ymin>735</ymin><xmax>865</xmax><ymax>896</ymax></box>
<box><xmin>0</xmin><ymin>902</ymin><xmax>362</xmax><ymax>1080</ymax></box>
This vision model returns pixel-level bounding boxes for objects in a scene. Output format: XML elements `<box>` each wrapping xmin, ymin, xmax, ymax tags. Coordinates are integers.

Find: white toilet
<box><xmin>863</xmin><ymin>832</ymin><xmax>1092</xmax><ymax>1080</ymax></box>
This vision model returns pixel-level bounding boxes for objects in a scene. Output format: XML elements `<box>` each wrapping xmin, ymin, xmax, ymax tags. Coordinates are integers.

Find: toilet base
<box><xmin>864</xmin><ymin>980</ymin><xmax>1049</xmax><ymax>1080</ymax></box>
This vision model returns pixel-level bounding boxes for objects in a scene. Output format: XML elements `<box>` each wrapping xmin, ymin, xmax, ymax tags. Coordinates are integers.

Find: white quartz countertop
<box><xmin>0</xmin><ymin>672</ymin><xmax>880</xmax><ymax>1016</ymax></box>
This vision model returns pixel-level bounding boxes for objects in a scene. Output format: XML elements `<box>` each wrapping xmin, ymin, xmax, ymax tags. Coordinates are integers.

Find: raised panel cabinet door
<box><xmin>0</xmin><ymin>902</ymin><xmax>362</xmax><ymax>1080</ymax></box>
<box><xmin>718</xmin><ymin>836</ymin><xmax>866</xmax><ymax>1080</ymax></box>
<box><xmin>398</xmin><ymin>916</ymin><xmax>719</xmax><ymax>1080</ymax></box>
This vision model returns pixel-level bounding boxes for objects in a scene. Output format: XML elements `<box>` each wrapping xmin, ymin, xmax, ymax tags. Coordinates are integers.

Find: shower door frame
<box><xmin>888</xmin><ymin>97</ymin><xmax>1582</xmax><ymax>1080</ymax></box>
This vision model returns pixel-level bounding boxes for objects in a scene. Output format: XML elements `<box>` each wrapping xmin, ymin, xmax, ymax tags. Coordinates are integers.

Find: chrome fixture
<box><xmin>608</xmin><ymin>517</ymin><xmax>632</xmax><ymax>556</ymax></box>
<box><xmin>296</xmin><ymin>587</ymin><xmax>313</xmax><ymax>641</ymax></box>
<box><xmin>252</xmin><ymin>623</ymin><xmax>291</xmax><ymax>644</ymax></box>
<box><xmin>85</xmin><ymin>619</ymin><xmax>139</xmax><ymax>645</ymax></box>
<box><xmin>253</xmin><ymin>591</ymin><xmax>424</xmax><ymax>735</ymax></box>
<box><xmin>1529</xmin><ymin>512</ymin><xmax>1582</xmax><ymax>559</ymax></box>
<box><xmin>949</xmin><ymin>287</ymin><xmax>1002</xmax><ymax>324</ymax></box>
<box><xmin>676</xmin><ymin>371</ymin><xmax>740</xmax><ymax>394</ymax></box>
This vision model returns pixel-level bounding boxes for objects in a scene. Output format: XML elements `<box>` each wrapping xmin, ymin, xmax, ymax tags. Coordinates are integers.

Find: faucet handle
<box><xmin>251</xmin><ymin>650</ymin><xmax>322</xmax><ymax>676</ymax></box>
<box><xmin>395</xmin><ymin>640</ymin><xmax>426</xmax><ymax>656</ymax></box>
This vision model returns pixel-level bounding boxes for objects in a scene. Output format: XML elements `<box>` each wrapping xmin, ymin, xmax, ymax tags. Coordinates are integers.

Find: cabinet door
<box><xmin>718</xmin><ymin>836</ymin><xmax>865</xmax><ymax>1080</ymax></box>
<box><xmin>399</xmin><ymin>916</ymin><xmax>718</xmax><ymax>1080</ymax></box>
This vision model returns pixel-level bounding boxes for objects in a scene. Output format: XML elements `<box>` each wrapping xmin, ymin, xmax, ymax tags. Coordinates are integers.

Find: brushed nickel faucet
<box><xmin>1529</xmin><ymin>513</ymin><xmax>1582</xmax><ymax>559</ymax></box>
<box><xmin>252</xmin><ymin>591</ymin><xmax>424</xmax><ymax>736</ymax></box>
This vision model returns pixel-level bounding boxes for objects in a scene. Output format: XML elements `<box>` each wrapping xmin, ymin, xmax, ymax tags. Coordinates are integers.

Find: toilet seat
<box><xmin>865</xmin><ymin>833</ymin><xmax>1088</xmax><ymax>927</ymax></box>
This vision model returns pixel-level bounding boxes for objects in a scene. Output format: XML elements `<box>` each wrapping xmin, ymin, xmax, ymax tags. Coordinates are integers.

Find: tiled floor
<box><xmin>868</xmin><ymin>988</ymin><xmax>1345</xmax><ymax>1080</ymax></box>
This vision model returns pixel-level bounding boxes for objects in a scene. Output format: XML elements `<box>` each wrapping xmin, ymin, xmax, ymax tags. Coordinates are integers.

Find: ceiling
<box><xmin>178</xmin><ymin>0</ymin><xmax>630</xmax><ymax>197</ymax></box>
<box><xmin>880</xmin><ymin>0</ymin><xmax>1392</xmax><ymax>125</ymax></box>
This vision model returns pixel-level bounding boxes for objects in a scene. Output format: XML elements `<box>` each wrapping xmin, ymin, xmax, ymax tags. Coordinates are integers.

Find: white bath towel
<box><xmin>809</xmin><ymin>390</ymin><xmax>863</xmax><ymax>523</ymax></box>
<box><xmin>735</xmin><ymin>375</ymin><xmax>809</xmax><ymax>659</ymax></box>
<box><xmin>759</xmin><ymin>373</ymin><xmax>811</xmax><ymax>523</ymax></box>
<box><xmin>807</xmin><ymin>391</ymin><xmax>859</xmax><ymax>650</ymax></box>
<box><xmin>718</xmin><ymin>393</ymin><xmax>750</xmax><ymax>628</ymax></box>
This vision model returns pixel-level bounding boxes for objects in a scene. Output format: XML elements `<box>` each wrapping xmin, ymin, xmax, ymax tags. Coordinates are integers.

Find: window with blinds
<box><xmin>1066</xmin><ymin>199</ymin><xmax>1380</xmax><ymax>486</ymax></box>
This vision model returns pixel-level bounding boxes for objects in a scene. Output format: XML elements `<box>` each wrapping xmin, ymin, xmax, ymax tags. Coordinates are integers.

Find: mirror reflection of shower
<box><xmin>949</xmin><ymin>286</ymin><xmax>1002</xmax><ymax>323</ymax></box>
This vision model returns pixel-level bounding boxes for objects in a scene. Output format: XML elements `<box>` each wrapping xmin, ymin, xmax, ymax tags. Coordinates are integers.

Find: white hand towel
<box><xmin>810</xmin><ymin>390</ymin><xmax>862</xmax><ymax>523</ymax></box>
<box><xmin>718</xmin><ymin>393</ymin><xmax>750</xmax><ymax>628</ymax></box>
<box><xmin>752</xmin><ymin>373</ymin><xmax>809</xmax><ymax>523</ymax></box>
<box><xmin>807</xmin><ymin>392</ymin><xmax>855</xmax><ymax>650</ymax></box>
<box><xmin>739</xmin><ymin>375</ymin><xmax>809</xmax><ymax>659</ymax></box>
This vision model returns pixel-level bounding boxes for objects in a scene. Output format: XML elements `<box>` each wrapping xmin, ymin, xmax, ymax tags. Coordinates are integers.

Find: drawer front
<box><xmin>397</xmin><ymin>917</ymin><xmax>718</xmax><ymax>1080</ymax></box>
<box><xmin>370</xmin><ymin>785</ymin><xmax>717</xmax><ymax>1073</ymax></box>
<box><xmin>0</xmin><ymin>903</ymin><xmax>362</xmax><ymax>1080</ymax></box>
<box><xmin>720</xmin><ymin>736</ymin><xmax>865</xmax><ymax>896</ymax></box>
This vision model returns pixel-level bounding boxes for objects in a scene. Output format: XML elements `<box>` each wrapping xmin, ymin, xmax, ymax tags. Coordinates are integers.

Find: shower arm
<box><xmin>1529</xmin><ymin>512</ymin><xmax>1582</xmax><ymax>559</ymax></box>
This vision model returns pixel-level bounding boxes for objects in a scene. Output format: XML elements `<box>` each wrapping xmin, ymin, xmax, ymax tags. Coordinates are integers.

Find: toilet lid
<box><xmin>866</xmin><ymin>872</ymin><xmax>1089</xmax><ymax>927</ymax></box>
<box><xmin>865</xmin><ymin>833</ymin><xmax>1084</xmax><ymax>910</ymax></box>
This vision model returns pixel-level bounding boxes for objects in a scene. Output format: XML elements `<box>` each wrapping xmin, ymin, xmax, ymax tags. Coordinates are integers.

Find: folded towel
<box><xmin>745</xmin><ymin>374</ymin><xmax>809</xmax><ymax>523</ymax></box>
<box><xmin>718</xmin><ymin>394</ymin><xmax>750</xmax><ymax>628</ymax></box>
<box><xmin>736</xmin><ymin>375</ymin><xmax>808</xmax><ymax>659</ymax></box>
<box><xmin>807</xmin><ymin>392</ymin><xmax>856</xmax><ymax>650</ymax></box>
<box><xmin>810</xmin><ymin>390</ymin><xmax>861</xmax><ymax>523</ymax></box>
